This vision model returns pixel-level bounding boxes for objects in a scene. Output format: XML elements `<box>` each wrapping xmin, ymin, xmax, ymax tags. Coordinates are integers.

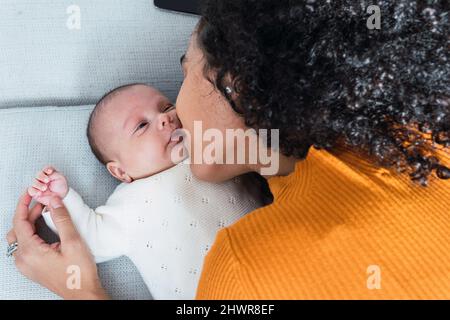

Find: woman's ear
<box><xmin>106</xmin><ymin>161</ymin><xmax>133</xmax><ymax>183</ymax></box>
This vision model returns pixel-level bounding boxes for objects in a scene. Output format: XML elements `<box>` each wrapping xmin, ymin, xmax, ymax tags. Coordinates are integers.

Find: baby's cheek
<box><xmin>146</xmin><ymin>141</ymin><xmax>166</xmax><ymax>165</ymax></box>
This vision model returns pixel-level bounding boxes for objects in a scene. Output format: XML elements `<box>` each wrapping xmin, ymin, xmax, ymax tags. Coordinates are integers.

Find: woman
<box><xmin>7</xmin><ymin>0</ymin><xmax>450</xmax><ymax>299</ymax></box>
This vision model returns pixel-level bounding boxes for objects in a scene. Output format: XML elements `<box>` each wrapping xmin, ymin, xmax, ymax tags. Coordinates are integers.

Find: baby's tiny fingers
<box><xmin>28</xmin><ymin>186</ymin><xmax>41</xmax><ymax>198</ymax></box>
<box><xmin>32</xmin><ymin>180</ymin><xmax>47</xmax><ymax>192</ymax></box>
<box><xmin>48</xmin><ymin>171</ymin><xmax>66</xmax><ymax>183</ymax></box>
<box><xmin>36</xmin><ymin>171</ymin><xmax>50</xmax><ymax>184</ymax></box>
<box><xmin>43</xmin><ymin>166</ymin><xmax>56</xmax><ymax>175</ymax></box>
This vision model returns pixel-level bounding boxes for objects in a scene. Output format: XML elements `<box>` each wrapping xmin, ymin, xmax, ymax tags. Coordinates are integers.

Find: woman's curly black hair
<box><xmin>197</xmin><ymin>0</ymin><xmax>450</xmax><ymax>185</ymax></box>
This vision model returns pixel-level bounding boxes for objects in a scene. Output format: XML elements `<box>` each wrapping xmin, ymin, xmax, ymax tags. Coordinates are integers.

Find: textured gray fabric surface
<box><xmin>0</xmin><ymin>0</ymin><xmax>198</xmax><ymax>109</ymax></box>
<box><xmin>0</xmin><ymin>106</ymin><xmax>153</xmax><ymax>299</ymax></box>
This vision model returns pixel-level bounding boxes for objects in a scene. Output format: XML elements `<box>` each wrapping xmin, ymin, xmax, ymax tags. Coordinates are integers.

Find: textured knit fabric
<box><xmin>43</xmin><ymin>162</ymin><xmax>263</xmax><ymax>300</ymax></box>
<box><xmin>196</xmin><ymin>146</ymin><xmax>450</xmax><ymax>299</ymax></box>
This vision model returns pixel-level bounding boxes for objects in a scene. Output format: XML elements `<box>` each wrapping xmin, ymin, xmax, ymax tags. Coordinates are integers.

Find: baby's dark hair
<box><xmin>87</xmin><ymin>83</ymin><xmax>147</xmax><ymax>165</ymax></box>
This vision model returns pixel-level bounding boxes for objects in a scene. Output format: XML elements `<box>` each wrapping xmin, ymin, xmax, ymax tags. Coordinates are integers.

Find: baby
<box><xmin>27</xmin><ymin>84</ymin><xmax>265</xmax><ymax>299</ymax></box>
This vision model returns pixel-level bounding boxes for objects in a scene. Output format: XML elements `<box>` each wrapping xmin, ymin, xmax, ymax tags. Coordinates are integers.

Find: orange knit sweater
<box><xmin>196</xmin><ymin>147</ymin><xmax>450</xmax><ymax>299</ymax></box>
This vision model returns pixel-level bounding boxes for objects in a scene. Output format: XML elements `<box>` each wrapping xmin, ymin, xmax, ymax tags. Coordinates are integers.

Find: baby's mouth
<box><xmin>169</xmin><ymin>129</ymin><xmax>185</xmax><ymax>146</ymax></box>
<box><xmin>170</xmin><ymin>135</ymin><xmax>183</xmax><ymax>144</ymax></box>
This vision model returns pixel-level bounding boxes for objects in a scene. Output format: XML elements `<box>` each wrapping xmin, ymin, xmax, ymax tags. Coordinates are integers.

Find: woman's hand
<box><xmin>6</xmin><ymin>192</ymin><xmax>109</xmax><ymax>300</ymax></box>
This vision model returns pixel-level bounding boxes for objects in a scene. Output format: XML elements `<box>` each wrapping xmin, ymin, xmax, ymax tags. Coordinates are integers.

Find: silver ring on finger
<box><xmin>6</xmin><ymin>241</ymin><xmax>18</xmax><ymax>257</ymax></box>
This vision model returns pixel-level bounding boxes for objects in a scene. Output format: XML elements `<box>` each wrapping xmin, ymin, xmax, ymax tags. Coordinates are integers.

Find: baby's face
<box><xmin>97</xmin><ymin>85</ymin><xmax>183</xmax><ymax>181</ymax></box>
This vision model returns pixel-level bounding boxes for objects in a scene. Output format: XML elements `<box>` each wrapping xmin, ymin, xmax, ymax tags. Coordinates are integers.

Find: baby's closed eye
<box><xmin>134</xmin><ymin>121</ymin><xmax>150</xmax><ymax>133</ymax></box>
<box><xmin>163</xmin><ymin>104</ymin><xmax>175</xmax><ymax>112</ymax></box>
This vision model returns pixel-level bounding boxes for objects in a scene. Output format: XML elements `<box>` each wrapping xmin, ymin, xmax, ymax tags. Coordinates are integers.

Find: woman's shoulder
<box><xmin>200</xmin><ymin>146</ymin><xmax>450</xmax><ymax>299</ymax></box>
<box><xmin>224</xmin><ymin>145</ymin><xmax>450</xmax><ymax>250</ymax></box>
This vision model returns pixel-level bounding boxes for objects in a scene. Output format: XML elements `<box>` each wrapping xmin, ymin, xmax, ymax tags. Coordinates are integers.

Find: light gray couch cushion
<box><xmin>0</xmin><ymin>105</ymin><xmax>157</xmax><ymax>299</ymax></box>
<box><xmin>0</xmin><ymin>0</ymin><xmax>198</xmax><ymax>109</ymax></box>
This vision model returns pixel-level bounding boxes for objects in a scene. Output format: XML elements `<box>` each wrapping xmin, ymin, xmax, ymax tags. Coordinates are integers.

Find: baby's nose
<box><xmin>158</xmin><ymin>113</ymin><xmax>171</xmax><ymax>130</ymax></box>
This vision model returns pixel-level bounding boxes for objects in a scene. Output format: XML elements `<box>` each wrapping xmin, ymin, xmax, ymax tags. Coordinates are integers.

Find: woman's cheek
<box><xmin>177</xmin><ymin>73</ymin><xmax>208</xmax><ymax>122</ymax></box>
<box><xmin>175</xmin><ymin>77</ymin><xmax>188</xmax><ymax>110</ymax></box>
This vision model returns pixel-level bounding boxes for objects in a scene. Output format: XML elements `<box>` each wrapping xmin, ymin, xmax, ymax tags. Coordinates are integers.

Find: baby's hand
<box><xmin>28</xmin><ymin>166</ymin><xmax>68</xmax><ymax>206</ymax></box>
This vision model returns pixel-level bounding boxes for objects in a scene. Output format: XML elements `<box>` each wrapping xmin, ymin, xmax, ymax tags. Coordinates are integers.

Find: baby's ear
<box><xmin>106</xmin><ymin>161</ymin><xmax>133</xmax><ymax>183</ymax></box>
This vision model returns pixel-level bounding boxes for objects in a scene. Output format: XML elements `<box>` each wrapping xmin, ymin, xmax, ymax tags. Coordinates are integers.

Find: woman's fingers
<box><xmin>6</xmin><ymin>229</ymin><xmax>17</xmax><ymax>245</ymax></box>
<box><xmin>48</xmin><ymin>197</ymin><xmax>80</xmax><ymax>243</ymax></box>
<box><xmin>13</xmin><ymin>192</ymin><xmax>37</xmax><ymax>244</ymax></box>
<box><xmin>50</xmin><ymin>242</ymin><xmax>61</xmax><ymax>251</ymax></box>
<box><xmin>9</xmin><ymin>228</ymin><xmax>49</xmax><ymax>267</ymax></box>
<box><xmin>8</xmin><ymin>213</ymin><xmax>52</xmax><ymax>261</ymax></box>
<box><xmin>13</xmin><ymin>192</ymin><xmax>32</xmax><ymax>225</ymax></box>
<box><xmin>9</xmin><ymin>194</ymin><xmax>43</xmax><ymax>252</ymax></box>
<box><xmin>6</xmin><ymin>230</ymin><xmax>18</xmax><ymax>257</ymax></box>
<box><xmin>10</xmin><ymin>194</ymin><xmax>105</xmax><ymax>299</ymax></box>
<box><xmin>29</xmin><ymin>202</ymin><xmax>44</xmax><ymax>225</ymax></box>
<box><xmin>32</xmin><ymin>234</ymin><xmax>51</xmax><ymax>253</ymax></box>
